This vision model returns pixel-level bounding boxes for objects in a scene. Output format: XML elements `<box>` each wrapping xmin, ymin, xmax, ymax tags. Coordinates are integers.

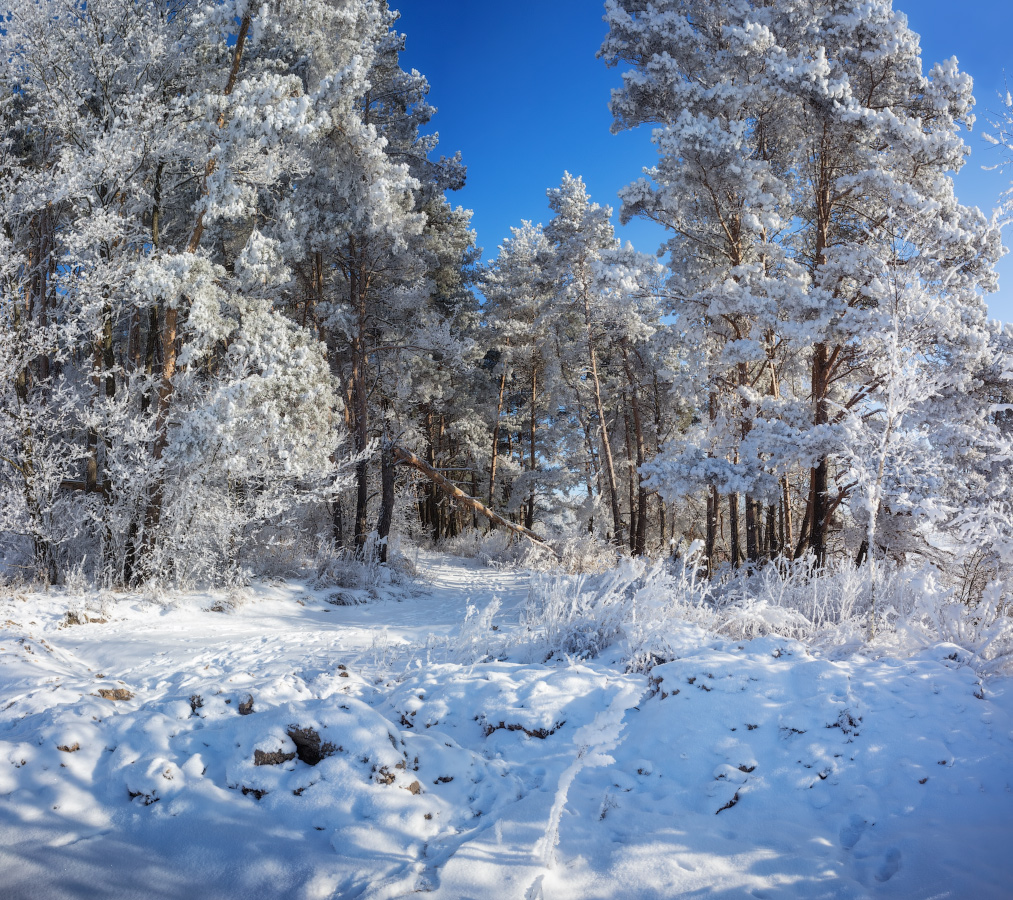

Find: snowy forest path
<box><xmin>400</xmin><ymin>550</ymin><xmax>534</xmax><ymax>629</ymax></box>
<box><xmin>372</xmin><ymin>555</ymin><xmax>650</xmax><ymax>900</ymax></box>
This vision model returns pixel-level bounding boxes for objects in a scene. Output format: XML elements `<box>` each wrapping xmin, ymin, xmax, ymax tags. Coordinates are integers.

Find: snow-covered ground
<box><xmin>1</xmin><ymin>554</ymin><xmax>1011</xmax><ymax>899</ymax></box>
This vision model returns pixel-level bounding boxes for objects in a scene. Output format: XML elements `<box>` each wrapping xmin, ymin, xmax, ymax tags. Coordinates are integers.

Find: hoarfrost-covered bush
<box><xmin>909</xmin><ymin>580</ymin><xmax>1013</xmax><ymax>675</ymax></box>
<box><xmin>313</xmin><ymin>540</ymin><xmax>416</xmax><ymax>599</ymax></box>
<box><xmin>455</xmin><ymin>599</ymin><xmax>502</xmax><ymax>665</ymax></box>
<box><xmin>553</xmin><ymin>534</ymin><xmax>620</xmax><ymax>575</ymax></box>
<box><xmin>523</xmin><ymin>553</ymin><xmax>710</xmax><ymax>662</ymax></box>
<box><xmin>521</xmin><ymin>546</ymin><xmax>1013</xmax><ymax>675</ymax></box>
<box><xmin>525</xmin><ymin>567</ymin><xmax>630</xmax><ymax>660</ymax></box>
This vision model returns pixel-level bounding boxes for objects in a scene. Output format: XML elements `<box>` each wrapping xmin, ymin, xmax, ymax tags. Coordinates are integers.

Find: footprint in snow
<box><xmin>875</xmin><ymin>847</ymin><xmax>902</xmax><ymax>882</ymax></box>
<box><xmin>839</xmin><ymin>814</ymin><xmax>867</xmax><ymax>850</ymax></box>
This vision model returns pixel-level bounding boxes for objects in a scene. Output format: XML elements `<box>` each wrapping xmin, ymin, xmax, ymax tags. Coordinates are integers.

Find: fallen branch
<box><xmin>389</xmin><ymin>445</ymin><xmax>555</xmax><ymax>554</ymax></box>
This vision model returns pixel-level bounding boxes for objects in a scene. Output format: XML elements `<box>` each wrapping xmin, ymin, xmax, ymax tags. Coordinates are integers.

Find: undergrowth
<box><xmin>516</xmin><ymin>547</ymin><xmax>1013</xmax><ymax>676</ymax></box>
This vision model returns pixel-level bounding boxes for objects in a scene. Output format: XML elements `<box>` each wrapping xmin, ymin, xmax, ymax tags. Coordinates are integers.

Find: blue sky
<box><xmin>396</xmin><ymin>1</ymin><xmax>1013</xmax><ymax>322</ymax></box>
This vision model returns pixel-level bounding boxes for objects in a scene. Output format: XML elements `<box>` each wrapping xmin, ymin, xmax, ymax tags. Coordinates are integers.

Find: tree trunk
<box><xmin>807</xmin><ymin>341</ymin><xmax>833</xmax><ymax>566</ymax></box>
<box><xmin>332</xmin><ymin>498</ymin><xmax>344</xmax><ymax>549</ymax></box>
<box><xmin>622</xmin><ymin>401</ymin><xmax>637</xmax><ymax>553</ymax></box>
<box><xmin>782</xmin><ymin>477</ymin><xmax>794</xmax><ymax>557</ymax></box>
<box><xmin>808</xmin><ymin>459</ymin><xmax>830</xmax><ymax>566</ymax></box>
<box><xmin>808</xmin><ymin>140</ymin><xmax>834</xmax><ymax>567</ymax></box>
<box><xmin>652</xmin><ymin>372</ymin><xmax>667</xmax><ymax>551</ymax></box>
<box><xmin>706</xmin><ymin>486</ymin><xmax>718</xmax><ymax>575</ymax></box>
<box><xmin>793</xmin><ymin>481</ymin><xmax>815</xmax><ymax>561</ymax></box>
<box><xmin>350</xmin><ymin>239</ymin><xmax>370</xmax><ymax>555</ymax></box>
<box><xmin>376</xmin><ymin>443</ymin><xmax>396</xmax><ymax>563</ymax></box>
<box><xmin>745</xmin><ymin>497</ymin><xmax>759</xmax><ymax>563</ymax></box>
<box><xmin>704</xmin><ymin>391</ymin><xmax>720</xmax><ymax>573</ymax></box>
<box><xmin>488</xmin><ymin>370</ymin><xmax>506</xmax><ymax>509</ymax></box>
<box><xmin>471</xmin><ymin>471</ymin><xmax>480</xmax><ymax>531</ymax></box>
<box><xmin>766</xmin><ymin>503</ymin><xmax>778</xmax><ymax>558</ymax></box>
<box><xmin>728</xmin><ymin>493</ymin><xmax>742</xmax><ymax>567</ymax></box>
<box><xmin>621</xmin><ymin>344</ymin><xmax>648</xmax><ymax>557</ymax></box>
<box><xmin>526</xmin><ymin>368</ymin><xmax>537</xmax><ymax>531</ymax></box>
<box><xmin>582</xmin><ymin>295</ymin><xmax>623</xmax><ymax>545</ymax></box>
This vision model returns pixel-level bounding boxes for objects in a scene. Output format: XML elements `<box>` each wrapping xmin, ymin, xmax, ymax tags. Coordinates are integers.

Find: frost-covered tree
<box><xmin>544</xmin><ymin>174</ymin><xmax>627</xmax><ymax>545</ymax></box>
<box><xmin>0</xmin><ymin>0</ymin><xmax>405</xmax><ymax>583</ymax></box>
<box><xmin>481</xmin><ymin>223</ymin><xmax>559</xmax><ymax>532</ymax></box>
<box><xmin>477</xmin><ymin>177</ymin><xmax>669</xmax><ymax>553</ymax></box>
<box><xmin>285</xmin><ymin>2</ymin><xmax>476</xmax><ymax>556</ymax></box>
<box><xmin>603</xmin><ymin>0</ymin><xmax>1002</xmax><ymax>567</ymax></box>
<box><xmin>835</xmin><ymin>227</ymin><xmax>1000</xmax><ymax>631</ymax></box>
<box><xmin>590</xmin><ymin>245</ymin><xmax>666</xmax><ymax>556</ymax></box>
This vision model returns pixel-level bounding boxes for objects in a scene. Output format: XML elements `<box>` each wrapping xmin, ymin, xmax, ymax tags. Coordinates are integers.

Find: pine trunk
<box><xmin>808</xmin><ymin>340</ymin><xmax>832</xmax><ymax>566</ymax></box>
<box><xmin>621</xmin><ymin>344</ymin><xmax>648</xmax><ymax>557</ymax></box>
<box><xmin>728</xmin><ymin>493</ymin><xmax>742</xmax><ymax>568</ymax></box>
<box><xmin>583</xmin><ymin>295</ymin><xmax>623</xmax><ymax>545</ymax></box>
<box><xmin>706</xmin><ymin>486</ymin><xmax>718</xmax><ymax>575</ymax></box>
<box><xmin>376</xmin><ymin>444</ymin><xmax>396</xmax><ymax>564</ymax></box>
<box><xmin>526</xmin><ymin>368</ymin><xmax>537</xmax><ymax>531</ymax></box>
<box><xmin>488</xmin><ymin>370</ymin><xmax>506</xmax><ymax>510</ymax></box>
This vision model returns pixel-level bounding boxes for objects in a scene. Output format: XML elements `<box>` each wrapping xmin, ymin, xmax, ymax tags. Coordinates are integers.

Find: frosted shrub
<box><xmin>436</xmin><ymin>530</ymin><xmax>491</xmax><ymax>559</ymax></box>
<box><xmin>441</xmin><ymin>529</ymin><xmax>558</xmax><ymax>571</ymax></box>
<box><xmin>313</xmin><ymin>538</ymin><xmax>417</xmax><ymax>598</ymax></box>
<box><xmin>455</xmin><ymin>599</ymin><xmax>503</xmax><ymax>665</ymax></box>
<box><xmin>521</xmin><ymin>543</ymin><xmax>1013</xmax><ymax>674</ymax></box>
<box><xmin>442</xmin><ymin>528</ymin><xmax>617</xmax><ymax>576</ymax></box>
<box><xmin>701</xmin><ymin>559</ymin><xmax>960</xmax><ymax>655</ymax></box>
<box><xmin>553</xmin><ymin>533</ymin><xmax>620</xmax><ymax>574</ymax></box>
<box><xmin>524</xmin><ymin>549</ymin><xmax>712</xmax><ymax>662</ymax></box>
<box><xmin>907</xmin><ymin>579</ymin><xmax>1013</xmax><ymax>675</ymax></box>
<box><xmin>387</xmin><ymin>550</ymin><xmax>419</xmax><ymax>581</ymax></box>
<box><xmin>525</xmin><ymin>565</ymin><xmax>633</xmax><ymax>660</ymax></box>
<box><xmin>710</xmin><ymin>560</ymin><xmax>872</xmax><ymax>645</ymax></box>
<box><xmin>314</xmin><ymin>548</ymin><xmax>375</xmax><ymax>591</ymax></box>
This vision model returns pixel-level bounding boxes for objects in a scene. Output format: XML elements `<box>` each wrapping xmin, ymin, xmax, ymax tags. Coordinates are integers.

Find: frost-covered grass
<box><xmin>1</xmin><ymin>552</ymin><xmax>1011</xmax><ymax>899</ymax></box>
<box><xmin>521</xmin><ymin>550</ymin><xmax>1013</xmax><ymax>677</ymax></box>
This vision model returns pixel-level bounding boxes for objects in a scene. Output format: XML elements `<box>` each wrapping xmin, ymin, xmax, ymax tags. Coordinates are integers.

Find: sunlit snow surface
<box><xmin>0</xmin><ymin>554</ymin><xmax>1011</xmax><ymax>899</ymax></box>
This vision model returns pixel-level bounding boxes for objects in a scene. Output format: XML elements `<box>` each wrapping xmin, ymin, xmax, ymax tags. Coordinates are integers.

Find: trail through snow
<box><xmin>1</xmin><ymin>554</ymin><xmax>1012</xmax><ymax>899</ymax></box>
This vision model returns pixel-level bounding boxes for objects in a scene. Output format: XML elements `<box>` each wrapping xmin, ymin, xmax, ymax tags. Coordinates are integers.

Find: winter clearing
<box><xmin>2</xmin><ymin>553</ymin><xmax>1011</xmax><ymax>900</ymax></box>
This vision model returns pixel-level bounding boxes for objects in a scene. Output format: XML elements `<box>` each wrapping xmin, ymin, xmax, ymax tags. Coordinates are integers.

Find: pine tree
<box><xmin>603</xmin><ymin>0</ymin><xmax>1002</xmax><ymax>567</ymax></box>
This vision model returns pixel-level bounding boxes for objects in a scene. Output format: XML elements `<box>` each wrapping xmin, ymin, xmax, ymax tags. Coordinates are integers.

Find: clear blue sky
<box><xmin>396</xmin><ymin>0</ymin><xmax>1013</xmax><ymax>322</ymax></box>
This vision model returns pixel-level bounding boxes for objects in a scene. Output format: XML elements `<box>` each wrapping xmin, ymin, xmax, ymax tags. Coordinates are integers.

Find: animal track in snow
<box><xmin>839</xmin><ymin>814</ymin><xmax>867</xmax><ymax>850</ymax></box>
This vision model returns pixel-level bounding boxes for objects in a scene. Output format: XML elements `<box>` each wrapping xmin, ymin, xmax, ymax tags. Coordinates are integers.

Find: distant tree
<box><xmin>481</xmin><ymin>223</ymin><xmax>557</xmax><ymax>532</ymax></box>
<box><xmin>544</xmin><ymin>174</ymin><xmax>626</xmax><ymax>545</ymax></box>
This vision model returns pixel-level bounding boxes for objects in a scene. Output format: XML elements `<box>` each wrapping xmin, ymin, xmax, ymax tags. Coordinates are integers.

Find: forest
<box><xmin>2</xmin><ymin>1</ymin><xmax>1013</xmax><ymax>898</ymax></box>
<box><xmin>1</xmin><ymin>0</ymin><xmax>1013</xmax><ymax>599</ymax></box>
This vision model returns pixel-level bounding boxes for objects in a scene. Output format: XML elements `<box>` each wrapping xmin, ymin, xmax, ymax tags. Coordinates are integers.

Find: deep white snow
<box><xmin>1</xmin><ymin>555</ymin><xmax>1011</xmax><ymax>899</ymax></box>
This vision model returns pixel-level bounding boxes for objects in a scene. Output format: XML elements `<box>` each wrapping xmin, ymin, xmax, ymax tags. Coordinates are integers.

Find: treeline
<box><xmin>2</xmin><ymin>0</ymin><xmax>1013</xmax><ymax>592</ymax></box>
